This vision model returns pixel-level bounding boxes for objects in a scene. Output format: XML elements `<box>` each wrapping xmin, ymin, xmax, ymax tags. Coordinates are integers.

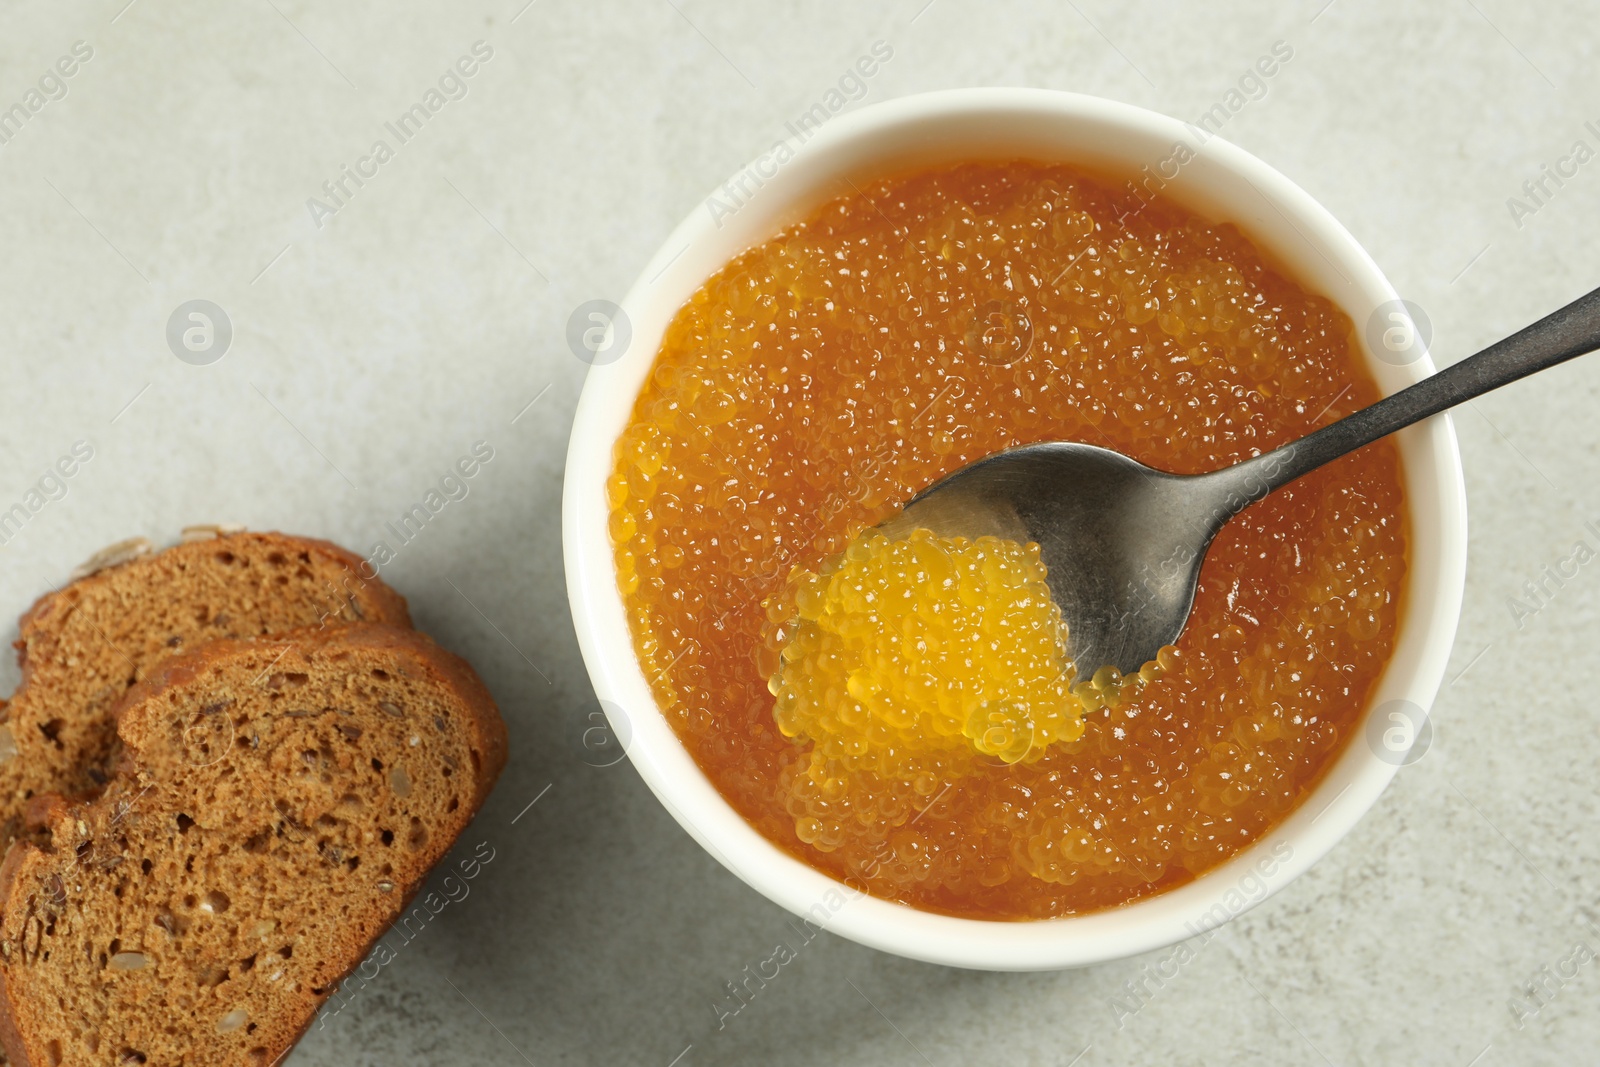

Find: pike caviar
<box><xmin>772</xmin><ymin>530</ymin><xmax>1086</xmax><ymax>791</ymax></box>
<box><xmin>608</xmin><ymin>161</ymin><xmax>1407</xmax><ymax>919</ymax></box>
<box><xmin>768</xmin><ymin>527</ymin><xmax>1171</xmax><ymax>827</ymax></box>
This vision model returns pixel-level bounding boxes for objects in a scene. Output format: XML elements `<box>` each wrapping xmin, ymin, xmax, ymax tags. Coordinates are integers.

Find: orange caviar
<box><xmin>608</xmin><ymin>161</ymin><xmax>1407</xmax><ymax>919</ymax></box>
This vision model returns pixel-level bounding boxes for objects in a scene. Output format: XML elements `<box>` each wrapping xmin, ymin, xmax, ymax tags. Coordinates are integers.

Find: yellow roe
<box><xmin>766</xmin><ymin>527</ymin><xmax>1178</xmax><ymax>856</ymax></box>
<box><xmin>770</xmin><ymin>528</ymin><xmax>1086</xmax><ymax>778</ymax></box>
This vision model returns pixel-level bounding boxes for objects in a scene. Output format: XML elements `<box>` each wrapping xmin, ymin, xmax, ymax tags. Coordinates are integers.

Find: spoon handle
<box><xmin>1211</xmin><ymin>283</ymin><xmax>1600</xmax><ymax>508</ymax></box>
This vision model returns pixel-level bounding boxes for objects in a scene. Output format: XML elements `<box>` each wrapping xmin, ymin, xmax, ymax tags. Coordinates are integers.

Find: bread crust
<box><xmin>0</xmin><ymin>623</ymin><xmax>507</xmax><ymax>1067</ymax></box>
<box><xmin>0</xmin><ymin>840</ymin><xmax>37</xmax><ymax>1067</ymax></box>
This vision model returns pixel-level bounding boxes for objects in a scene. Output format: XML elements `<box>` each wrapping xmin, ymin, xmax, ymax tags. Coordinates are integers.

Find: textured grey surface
<box><xmin>0</xmin><ymin>1</ymin><xmax>1597</xmax><ymax>1064</ymax></box>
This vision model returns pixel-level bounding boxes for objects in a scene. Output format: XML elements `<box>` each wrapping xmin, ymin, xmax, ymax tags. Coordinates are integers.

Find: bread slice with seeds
<box><xmin>0</xmin><ymin>531</ymin><xmax>410</xmax><ymax>850</ymax></box>
<box><xmin>0</xmin><ymin>623</ymin><xmax>507</xmax><ymax>1067</ymax></box>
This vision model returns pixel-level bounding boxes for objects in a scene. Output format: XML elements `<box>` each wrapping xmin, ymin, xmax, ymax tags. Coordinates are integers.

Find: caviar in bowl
<box><xmin>562</xmin><ymin>89</ymin><xmax>1466</xmax><ymax>970</ymax></box>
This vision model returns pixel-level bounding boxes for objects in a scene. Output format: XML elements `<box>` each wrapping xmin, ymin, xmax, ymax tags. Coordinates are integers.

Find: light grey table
<box><xmin>1</xmin><ymin>1</ymin><xmax>1596</xmax><ymax>1064</ymax></box>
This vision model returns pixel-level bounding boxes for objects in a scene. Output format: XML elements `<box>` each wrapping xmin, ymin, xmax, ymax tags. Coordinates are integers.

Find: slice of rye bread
<box><xmin>0</xmin><ymin>623</ymin><xmax>508</xmax><ymax>1067</ymax></box>
<box><xmin>0</xmin><ymin>531</ymin><xmax>411</xmax><ymax>848</ymax></box>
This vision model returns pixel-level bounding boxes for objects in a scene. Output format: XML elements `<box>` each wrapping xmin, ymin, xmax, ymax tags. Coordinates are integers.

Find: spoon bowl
<box><xmin>881</xmin><ymin>442</ymin><xmax>1210</xmax><ymax>677</ymax></box>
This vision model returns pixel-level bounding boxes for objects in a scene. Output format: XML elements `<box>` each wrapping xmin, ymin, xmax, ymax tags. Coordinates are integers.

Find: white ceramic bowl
<box><xmin>562</xmin><ymin>88</ymin><xmax>1467</xmax><ymax>970</ymax></box>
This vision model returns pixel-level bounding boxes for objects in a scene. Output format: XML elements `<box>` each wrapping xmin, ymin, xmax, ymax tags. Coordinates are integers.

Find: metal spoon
<box><xmin>879</xmin><ymin>285</ymin><xmax>1600</xmax><ymax>680</ymax></box>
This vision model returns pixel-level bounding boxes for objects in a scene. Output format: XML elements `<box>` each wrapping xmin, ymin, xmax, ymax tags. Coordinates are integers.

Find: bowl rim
<box><xmin>561</xmin><ymin>87</ymin><xmax>1467</xmax><ymax>971</ymax></box>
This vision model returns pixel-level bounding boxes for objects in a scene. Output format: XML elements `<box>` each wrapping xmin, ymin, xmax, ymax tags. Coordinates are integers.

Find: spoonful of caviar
<box><xmin>876</xmin><ymin>284</ymin><xmax>1600</xmax><ymax>683</ymax></box>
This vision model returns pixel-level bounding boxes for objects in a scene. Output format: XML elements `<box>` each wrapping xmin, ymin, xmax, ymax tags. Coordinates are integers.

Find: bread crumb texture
<box><xmin>0</xmin><ymin>532</ymin><xmax>411</xmax><ymax>850</ymax></box>
<box><xmin>0</xmin><ymin>623</ymin><xmax>506</xmax><ymax>1067</ymax></box>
